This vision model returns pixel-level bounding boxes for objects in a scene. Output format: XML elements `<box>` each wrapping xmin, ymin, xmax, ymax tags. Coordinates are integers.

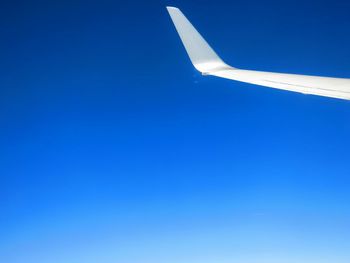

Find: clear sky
<box><xmin>1</xmin><ymin>0</ymin><xmax>350</xmax><ymax>262</ymax></box>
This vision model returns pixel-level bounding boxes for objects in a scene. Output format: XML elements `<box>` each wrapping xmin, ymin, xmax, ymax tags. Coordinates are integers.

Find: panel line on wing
<box><xmin>263</xmin><ymin>79</ymin><xmax>350</xmax><ymax>95</ymax></box>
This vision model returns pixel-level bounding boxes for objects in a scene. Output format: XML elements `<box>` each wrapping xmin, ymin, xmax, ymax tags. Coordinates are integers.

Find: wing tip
<box><xmin>166</xmin><ymin>6</ymin><xmax>232</xmax><ymax>73</ymax></box>
<box><xmin>166</xmin><ymin>6</ymin><xmax>180</xmax><ymax>13</ymax></box>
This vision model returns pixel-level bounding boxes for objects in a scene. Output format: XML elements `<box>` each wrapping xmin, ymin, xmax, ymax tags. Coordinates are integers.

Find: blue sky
<box><xmin>1</xmin><ymin>0</ymin><xmax>350</xmax><ymax>262</ymax></box>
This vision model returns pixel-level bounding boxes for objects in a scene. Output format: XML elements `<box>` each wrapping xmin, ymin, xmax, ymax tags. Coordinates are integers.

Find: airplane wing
<box><xmin>166</xmin><ymin>6</ymin><xmax>350</xmax><ymax>101</ymax></box>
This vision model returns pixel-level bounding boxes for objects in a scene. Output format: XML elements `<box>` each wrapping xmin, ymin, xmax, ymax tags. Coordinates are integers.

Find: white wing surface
<box><xmin>166</xmin><ymin>6</ymin><xmax>350</xmax><ymax>101</ymax></box>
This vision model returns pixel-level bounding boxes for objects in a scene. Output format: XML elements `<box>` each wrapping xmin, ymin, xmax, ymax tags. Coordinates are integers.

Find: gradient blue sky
<box><xmin>1</xmin><ymin>1</ymin><xmax>350</xmax><ymax>262</ymax></box>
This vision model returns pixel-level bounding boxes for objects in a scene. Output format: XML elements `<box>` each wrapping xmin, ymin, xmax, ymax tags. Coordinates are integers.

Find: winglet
<box><xmin>166</xmin><ymin>7</ymin><xmax>232</xmax><ymax>74</ymax></box>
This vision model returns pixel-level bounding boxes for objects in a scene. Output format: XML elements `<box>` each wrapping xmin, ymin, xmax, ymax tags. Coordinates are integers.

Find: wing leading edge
<box><xmin>166</xmin><ymin>6</ymin><xmax>350</xmax><ymax>101</ymax></box>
